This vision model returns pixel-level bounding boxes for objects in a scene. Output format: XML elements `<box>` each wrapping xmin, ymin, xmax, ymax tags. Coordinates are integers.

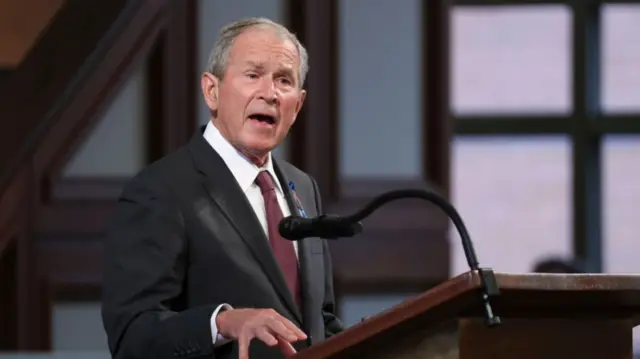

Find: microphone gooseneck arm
<box><xmin>340</xmin><ymin>189</ymin><xmax>477</xmax><ymax>268</ymax></box>
<box><xmin>330</xmin><ymin>189</ymin><xmax>501</xmax><ymax>327</ymax></box>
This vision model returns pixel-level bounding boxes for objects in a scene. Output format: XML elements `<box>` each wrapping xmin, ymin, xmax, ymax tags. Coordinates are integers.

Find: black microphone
<box><xmin>278</xmin><ymin>188</ymin><xmax>501</xmax><ymax>328</ymax></box>
<box><xmin>279</xmin><ymin>215</ymin><xmax>363</xmax><ymax>240</ymax></box>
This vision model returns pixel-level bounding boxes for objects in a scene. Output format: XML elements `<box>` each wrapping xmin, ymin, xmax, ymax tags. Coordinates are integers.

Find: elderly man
<box><xmin>101</xmin><ymin>17</ymin><xmax>343</xmax><ymax>359</ymax></box>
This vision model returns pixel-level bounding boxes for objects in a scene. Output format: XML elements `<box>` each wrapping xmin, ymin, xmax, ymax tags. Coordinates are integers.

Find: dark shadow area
<box><xmin>532</xmin><ymin>257</ymin><xmax>586</xmax><ymax>274</ymax></box>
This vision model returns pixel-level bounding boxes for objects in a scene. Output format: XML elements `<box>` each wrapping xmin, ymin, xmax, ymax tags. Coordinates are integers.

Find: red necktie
<box><xmin>255</xmin><ymin>171</ymin><xmax>302</xmax><ymax>308</ymax></box>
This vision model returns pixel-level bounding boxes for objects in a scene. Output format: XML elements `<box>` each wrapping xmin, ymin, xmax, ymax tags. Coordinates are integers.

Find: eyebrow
<box><xmin>245</xmin><ymin>61</ymin><xmax>297</xmax><ymax>82</ymax></box>
<box><xmin>245</xmin><ymin>61</ymin><xmax>265</xmax><ymax>69</ymax></box>
<box><xmin>275</xmin><ymin>67</ymin><xmax>295</xmax><ymax>79</ymax></box>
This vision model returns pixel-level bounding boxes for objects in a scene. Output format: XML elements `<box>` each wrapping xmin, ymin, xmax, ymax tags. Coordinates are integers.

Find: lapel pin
<box><xmin>289</xmin><ymin>181</ymin><xmax>308</xmax><ymax>217</ymax></box>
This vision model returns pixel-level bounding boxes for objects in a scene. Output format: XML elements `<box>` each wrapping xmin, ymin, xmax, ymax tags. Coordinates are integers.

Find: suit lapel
<box><xmin>188</xmin><ymin>133</ymin><xmax>302</xmax><ymax>324</ymax></box>
<box><xmin>273</xmin><ymin>161</ymin><xmax>314</xmax><ymax>329</ymax></box>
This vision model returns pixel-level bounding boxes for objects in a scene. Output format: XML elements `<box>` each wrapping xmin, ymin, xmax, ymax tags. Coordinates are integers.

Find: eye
<box><xmin>278</xmin><ymin>77</ymin><xmax>293</xmax><ymax>86</ymax></box>
<box><xmin>246</xmin><ymin>72</ymin><xmax>259</xmax><ymax>79</ymax></box>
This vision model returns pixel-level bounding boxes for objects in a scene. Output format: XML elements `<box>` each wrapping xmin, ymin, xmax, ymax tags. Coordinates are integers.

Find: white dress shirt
<box><xmin>202</xmin><ymin>121</ymin><xmax>298</xmax><ymax>345</ymax></box>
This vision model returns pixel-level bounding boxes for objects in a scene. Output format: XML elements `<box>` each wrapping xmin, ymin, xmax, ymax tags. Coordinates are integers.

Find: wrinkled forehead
<box><xmin>228</xmin><ymin>26</ymin><xmax>300</xmax><ymax>69</ymax></box>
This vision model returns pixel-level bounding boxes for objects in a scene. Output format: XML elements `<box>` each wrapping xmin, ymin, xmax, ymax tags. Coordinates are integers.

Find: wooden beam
<box><xmin>0</xmin><ymin>0</ymin><xmax>181</xmax><ymax>350</ymax></box>
<box><xmin>30</xmin><ymin>0</ymin><xmax>200</xmax><ymax>304</ymax></box>
<box><xmin>455</xmin><ymin>0</ymin><xmax>640</xmax><ymax>4</ymax></box>
<box><xmin>287</xmin><ymin>0</ymin><xmax>340</xmax><ymax>201</ymax></box>
<box><xmin>16</xmin><ymin>213</ymin><xmax>48</xmax><ymax>350</ymax></box>
<box><xmin>455</xmin><ymin>114</ymin><xmax>640</xmax><ymax>135</ymax></box>
<box><xmin>571</xmin><ymin>0</ymin><xmax>603</xmax><ymax>272</ymax></box>
<box><xmin>0</xmin><ymin>166</ymin><xmax>49</xmax><ymax>350</ymax></box>
<box><xmin>455</xmin><ymin>116</ymin><xmax>573</xmax><ymax>135</ymax></box>
<box><xmin>0</xmin><ymin>169</ymin><xmax>29</xmax><ymax>254</ymax></box>
<box><xmin>454</xmin><ymin>0</ymin><xmax>583</xmax><ymax>5</ymax></box>
<box><xmin>37</xmin><ymin>236</ymin><xmax>104</xmax><ymax>301</ymax></box>
<box><xmin>0</xmin><ymin>0</ymin><xmax>168</xmax><ymax>195</ymax></box>
<box><xmin>49</xmin><ymin>177</ymin><xmax>127</xmax><ymax>201</ymax></box>
<box><xmin>37</xmin><ymin>201</ymin><xmax>116</xmax><ymax>235</ymax></box>
<box><xmin>424</xmin><ymin>0</ymin><xmax>453</xmax><ymax>196</ymax></box>
<box><xmin>0</xmin><ymin>240</ymin><xmax>18</xmax><ymax>349</ymax></box>
<box><xmin>0</xmin><ymin>0</ymin><xmax>65</xmax><ymax>66</ymax></box>
<box><xmin>590</xmin><ymin>115</ymin><xmax>640</xmax><ymax>133</ymax></box>
<box><xmin>36</xmin><ymin>2</ymin><xmax>167</xmax><ymax>193</ymax></box>
<box><xmin>147</xmin><ymin>0</ymin><xmax>198</xmax><ymax>162</ymax></box>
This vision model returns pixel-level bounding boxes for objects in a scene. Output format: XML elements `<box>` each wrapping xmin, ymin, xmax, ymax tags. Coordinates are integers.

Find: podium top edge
<box><xmin>457</xmin><ymin>270</ymin><xmax>640</xmax><ymax>291</ymax></box>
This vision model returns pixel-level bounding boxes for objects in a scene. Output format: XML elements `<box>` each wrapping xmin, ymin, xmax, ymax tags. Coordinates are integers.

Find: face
<box><xmin>201</xmin><ymin>26</ymin><xmax>306</xmax><ymax>165</ymax></box>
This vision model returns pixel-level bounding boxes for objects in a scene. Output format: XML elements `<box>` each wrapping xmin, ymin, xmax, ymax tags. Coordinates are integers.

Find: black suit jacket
<box><xmin>101</xmin><ymin>129</ymin><xmax>343</xmax><ymax>359</ymax></box>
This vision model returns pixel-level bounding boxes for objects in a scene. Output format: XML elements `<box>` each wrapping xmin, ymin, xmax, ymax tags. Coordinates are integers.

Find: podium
<box><xmin>294</xmin><ymin>270</ymin><xmax>640</xmax><ymax>359</ymax></box>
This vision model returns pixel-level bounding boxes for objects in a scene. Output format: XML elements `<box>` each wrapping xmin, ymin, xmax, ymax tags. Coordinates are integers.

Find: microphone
<box><xmin>279</xmin><ymin>215</ymin><xmax>363</xmax><ymax>240</ymax></box>
<box><xmin>278</xmin><ymin>188</ymin><xmax>501</xmax><ymax>327</ymax></box>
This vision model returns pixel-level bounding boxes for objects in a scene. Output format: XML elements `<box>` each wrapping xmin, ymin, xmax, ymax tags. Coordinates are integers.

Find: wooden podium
<box><xmin>294</xmin><ymin>270</ymin><xmax>640</xmax><ymax>359</ymax></box>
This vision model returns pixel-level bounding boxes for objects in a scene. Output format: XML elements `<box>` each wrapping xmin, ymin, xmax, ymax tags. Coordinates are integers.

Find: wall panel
<box><xmin>62</xmin><ymin>63</ymin><xmax>147</xmax><ymax>178</ymax></box>
<box><xmin>338</xmin><ymin>0</ymin><xmax>422</xmax><ymax>178</ymax></box>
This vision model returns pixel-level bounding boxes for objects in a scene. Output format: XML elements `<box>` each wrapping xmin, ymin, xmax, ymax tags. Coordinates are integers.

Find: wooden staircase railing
<box><xmin>0</xmin><ymin>0</ymin><xmax>173</xmax><ymax>350</ymax></box>
<box><xmin>0</xmin><ymin>0</ymin><xmax>66</xmax><ymax>68</ymax></box>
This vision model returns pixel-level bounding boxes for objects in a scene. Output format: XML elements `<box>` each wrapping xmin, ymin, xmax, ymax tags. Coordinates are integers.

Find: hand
<box><xmin>216</xmin><ymin>308</ymin><xmax>307</xmax><ymax>359</ymax></box>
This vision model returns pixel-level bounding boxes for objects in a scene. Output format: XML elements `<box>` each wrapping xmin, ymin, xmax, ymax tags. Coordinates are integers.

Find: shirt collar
<box><xmin>203</xmin><ymin>121</ymin><xmax>284</xmax><ymax>194</ymax></box>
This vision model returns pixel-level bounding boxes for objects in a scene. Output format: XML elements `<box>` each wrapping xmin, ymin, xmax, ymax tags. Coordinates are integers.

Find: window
<box><xmin>451</xmin><ymin>136</ymin><xmax>572</xmax><ymax>274</ymax></box>
<box><xmin>602</xmin><ymin>5</ymin><xmax>640</xmax><ymax>113</ymax></box>
<box><xmin>452</xmin><ymin>6</ymin><xmax>571</xmax><ymax>115</ymax></box>
<box><xmin>453</xmin><ymin>1</ymin><xmax>640</xmax><ymax>274</ymax></box>
<box><xmin>603</xmin><ymin>135</ymin><xmax>640</xmax><ymax>273</ymax></box>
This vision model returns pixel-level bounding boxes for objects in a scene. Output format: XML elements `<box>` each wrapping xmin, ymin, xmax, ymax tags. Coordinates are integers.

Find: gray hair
<box><xmin>205</xmin><ymin>17</ymin><xmax>309</xmax><ymax>88</ymax></box>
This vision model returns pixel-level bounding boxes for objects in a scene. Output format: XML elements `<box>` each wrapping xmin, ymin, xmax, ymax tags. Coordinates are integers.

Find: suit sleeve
<box><xmin>101</xmin><ymin>174</ymin><xmax>227</xmax><ymax>359</ymax></box>
<box><xmin>309</xmin><ymin>176</ymin><xmax>345</xmax><ymax>338</ymax></box>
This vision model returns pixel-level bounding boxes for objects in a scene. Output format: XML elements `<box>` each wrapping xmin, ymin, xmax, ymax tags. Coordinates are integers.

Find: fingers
<box><xmin>254</xmin><ymin>327</ymin><xmax>278</xmax><ymax>347</ymax></box>
<box><xmin>266</xmin><ymin>318</ymin><xmax>300</xmax><ymax>342</ymax></box>
<box><xmin>238</xmin><ymin>334</ymin><xmax>250</xmax><ymax>359</ymax></box>
<box><xmin>224</xmin><ymin>307</ymin><xmax>308</xmax><ymax>358</ymax></box>
<box><xmin>278</xmin><ymin>317</ymin><xmax>307</xmax><ymax>340</ymax></box>
<box><xmin>278</xmin><ymin>339</ymin><xmax>297</xmax><ymax>357</ymax></box>
<box><xmin>263</xmin><ymin>309</ymin><xmax>307</xmax><ymax>341</ymax></box>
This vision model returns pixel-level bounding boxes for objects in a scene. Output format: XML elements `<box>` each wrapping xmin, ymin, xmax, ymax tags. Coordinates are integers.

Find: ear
<box><xmin>292</xmin><ymin>89</ymin><xmax>306</xmax><ymax>122</ymax></box>
<box><xmin>201</xmin><ymin>72</ymin><xmax>220</xmax><ymax>115</ymax></box>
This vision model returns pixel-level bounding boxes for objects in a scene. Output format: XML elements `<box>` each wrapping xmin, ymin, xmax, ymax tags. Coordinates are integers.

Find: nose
<box><xmin>257</xmin><ymin>77</ymin><xmax>278</xmax><ymax>104</ymax></box>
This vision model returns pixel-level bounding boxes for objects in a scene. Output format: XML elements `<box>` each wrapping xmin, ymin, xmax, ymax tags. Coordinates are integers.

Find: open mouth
<box><xmin>248</xmin><ymin>114</ymin><xmax>276</xmax><ymax>126</ymax></box>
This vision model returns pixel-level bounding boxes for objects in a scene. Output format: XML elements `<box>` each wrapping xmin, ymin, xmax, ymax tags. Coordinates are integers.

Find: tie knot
<box><xmin>255</xmin><ymin>171</ymin><xmax>276</xmax><ymax>193</ymax></box>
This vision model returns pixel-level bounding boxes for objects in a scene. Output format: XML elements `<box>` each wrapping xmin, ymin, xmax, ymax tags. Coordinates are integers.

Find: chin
<box><xmin>242</xmin><ymin>132</ymin><xmax>279</xmax><ymax>148</ymax></box>
<box><xmin>242</xmin><ymin>140</ymin><xmax>277</xmax><ymax>156</ymax></box>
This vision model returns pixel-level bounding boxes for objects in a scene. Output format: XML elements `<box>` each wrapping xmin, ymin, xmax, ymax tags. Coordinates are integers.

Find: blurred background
<box><xmin>0</xmin><ymin>0</ymin><xmax>638</xmax><ymax>357</ymax></box>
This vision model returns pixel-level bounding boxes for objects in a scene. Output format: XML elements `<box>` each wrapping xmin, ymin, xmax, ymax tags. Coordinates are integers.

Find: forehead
<box><xmin>228</xmin><ymin>27</ymin><xmax>300</xmax><ymax>68</ymax></box>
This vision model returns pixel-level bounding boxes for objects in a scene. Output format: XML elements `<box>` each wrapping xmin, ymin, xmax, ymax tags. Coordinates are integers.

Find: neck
<box><xmin>244</xmin><ymin>150</ymin><xmax>269</xmax><ymax>167</ymax></box>
<box><xmin>211</xmin><ymin>119</ymin><xmax>269</xmax><ymax>167</ymax></box>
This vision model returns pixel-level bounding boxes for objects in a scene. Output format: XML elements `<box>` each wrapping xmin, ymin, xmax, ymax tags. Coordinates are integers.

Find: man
<box><xmin>101</xmin><ymin>17</ymin><xmax>343</xmax><ymax>359</ymax></box>
<box><xmin>532</xmin><ymin>257</ymin><xmax>585</xmax><ymax>273</ymax></box>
